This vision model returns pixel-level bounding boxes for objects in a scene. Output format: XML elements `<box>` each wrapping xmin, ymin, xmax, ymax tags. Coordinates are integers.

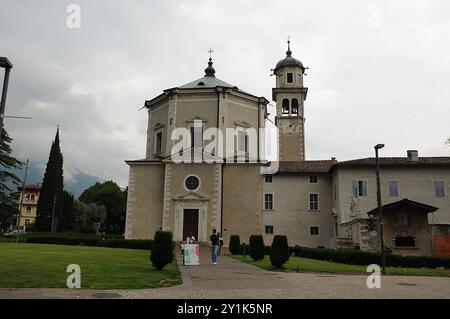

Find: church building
<box><xmin>125</xmin><ymin>42</ymin><xmax>450</xmax><ymax>256</ymax></box>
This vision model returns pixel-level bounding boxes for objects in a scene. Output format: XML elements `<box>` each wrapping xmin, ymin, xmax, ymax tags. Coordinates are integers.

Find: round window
<box><xmin>185</xmin><ymin>176</ymin><xmax>200</xmax><ymax>191</ymax></box>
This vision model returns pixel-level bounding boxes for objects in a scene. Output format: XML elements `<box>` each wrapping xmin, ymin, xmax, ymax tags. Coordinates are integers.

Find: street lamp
<box><xmin>374</xmin><ymin>143</ymin><xmax>386</xmax><ymax>274</ymax></box>
<box><xmin>0</xmin><ymin>57</ymin><xmax>13</xmax><ymax>129</ymax></box>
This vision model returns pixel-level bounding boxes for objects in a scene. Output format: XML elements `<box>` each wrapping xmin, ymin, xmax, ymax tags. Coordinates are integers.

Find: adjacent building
<box><xmin>10</xmin><ymin>184</ymin><xmax>41</xmax><ymax>229</ymax></box>
<box><xmin>125</xmin><ymin>42</ymin><xmax>450</xmax><ymax>256</ymax></box>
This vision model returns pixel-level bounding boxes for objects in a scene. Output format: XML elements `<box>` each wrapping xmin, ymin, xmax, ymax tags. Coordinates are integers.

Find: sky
<box><xmin>1</xmin><ymin>0</ymin><xmax>450</xmax><ymax>187</ymax></box>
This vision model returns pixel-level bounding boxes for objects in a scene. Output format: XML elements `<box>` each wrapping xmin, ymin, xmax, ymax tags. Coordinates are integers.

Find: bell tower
<box><xmin>272</xmin><ymin>40</ymin><xmax>308</xmax><ymax>161</ymax></box>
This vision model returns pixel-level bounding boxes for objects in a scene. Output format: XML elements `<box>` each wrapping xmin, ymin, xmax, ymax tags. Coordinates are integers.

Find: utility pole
<box><xmin>51</xmin><ymin>194</ymin><xmax>57</xmax><ymax>233</ymax></box>
<box><xmin>374</xmin><ymin>144</ymin><xmax>386</xmax><ymax>274</ymax></box>
<box><xmin>16</xmin><ymin>159</ymin><xmax>29</xmax><ymax>244</ymax></box>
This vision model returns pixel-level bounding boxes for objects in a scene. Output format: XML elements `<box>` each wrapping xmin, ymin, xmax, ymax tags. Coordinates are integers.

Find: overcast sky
<box><xmin>1</xmin><ymin>0</ymin><xmax>450</xmax><ymax>187</ymax></box>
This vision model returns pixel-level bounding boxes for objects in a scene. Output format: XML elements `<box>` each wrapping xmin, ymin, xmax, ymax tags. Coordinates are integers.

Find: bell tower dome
<box><xmin>272</xmin><ymin>40</ymin><xmax>308</xmax><ymax>161</ymax></box>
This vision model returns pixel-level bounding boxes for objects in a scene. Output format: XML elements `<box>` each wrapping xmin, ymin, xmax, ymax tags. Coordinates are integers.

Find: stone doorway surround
<box><xmin>173</xmin><ymin>192</ymin><xmax>209</xmax><ymax>242</ymax></box>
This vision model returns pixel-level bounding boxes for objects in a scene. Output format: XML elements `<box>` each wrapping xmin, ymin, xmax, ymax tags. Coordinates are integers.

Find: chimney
<box><xmin>407</xmin><ymin>150</ymin><xmax>418</xmax><ymax>161</ymax></box>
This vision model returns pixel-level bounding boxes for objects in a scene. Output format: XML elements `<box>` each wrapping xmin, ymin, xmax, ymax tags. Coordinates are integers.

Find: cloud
<box><xmin>1</xmin><ymin>0</ymin><xmax>450</xmax><ymax>187</ymax></box>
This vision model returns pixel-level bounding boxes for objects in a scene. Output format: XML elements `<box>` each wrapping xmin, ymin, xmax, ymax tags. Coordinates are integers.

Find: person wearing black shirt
<box><xmin>210</xmin><ymin>229</ymin><xmax>220</xmax><ymax>265</ymax></box>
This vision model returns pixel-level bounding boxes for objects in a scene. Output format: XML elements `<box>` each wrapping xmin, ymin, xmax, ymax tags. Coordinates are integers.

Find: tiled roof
<box><xmin>367</xmin><ymin>198</ymin><xmax>438</xmax><ymax>215</ymax></box>
<box><xmin>277</xmin><ymin>160</ymin><xmax>337</xmax><ymax>174</ymax></box>
<box><xmin>334</xmin><ymin>157</ymin><xmax>450</xmax><ymax>168</ymax></box>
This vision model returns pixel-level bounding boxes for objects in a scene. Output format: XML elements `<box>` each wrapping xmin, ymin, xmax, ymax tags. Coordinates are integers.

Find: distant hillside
<box><xmin>7</xmin><ymin>163</ymin><xmax>101</xmax><ymax>198</ymax></box>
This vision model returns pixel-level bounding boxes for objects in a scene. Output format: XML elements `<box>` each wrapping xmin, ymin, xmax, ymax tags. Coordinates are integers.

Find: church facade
<box><xmin>125</xmin><ymin>42</ymin><xmax>450</xmax><ymax>256</ymax></box>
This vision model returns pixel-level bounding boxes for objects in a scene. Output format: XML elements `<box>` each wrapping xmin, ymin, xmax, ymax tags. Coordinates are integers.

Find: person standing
<box><xmin>210</xmin><ymin>229</ymin><xmax>220</xmax><ymax>265</ymax></box>
<box><xmin>217</xmin><ymin>232</ymin><xmax>224</xmax><ymax>257</ymax></box>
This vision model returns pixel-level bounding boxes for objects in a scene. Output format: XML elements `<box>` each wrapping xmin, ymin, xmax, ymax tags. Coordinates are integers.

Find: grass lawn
<box><xmin>231</xmin><ymin>255</ymin><xmax>450</xmax><ymax>277</ymax></box>
<box><xmin>0</xmin><ymin>243</ymin><xmax>181</xmax><ymax>289</ymax></box>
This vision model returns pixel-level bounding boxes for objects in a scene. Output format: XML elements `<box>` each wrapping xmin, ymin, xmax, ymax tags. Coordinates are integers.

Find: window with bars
<box><xmin>352</xmin><ymin>180</ymin><xmax>368</xmax><ymax>197</ymax></box>
<box><xmin>388</xmin><ymin>180</ymin><xmax>399</xmax><ymax>197</ymax></box>
<box><xmin>309</xmin><ymin>193</ymin><xmax>319</xmax><ymax>210</ymax></box>
<box><xmin>264</xmin><ymin>193</ymin><xmax>274</xmax><ymax>210</ymax></box>
<box><xmin>309</xmin><ymin>175</ymin><xmax>318</xmax><ymax>183</ymax></box>
<box><xmin>434</xmin><ymin>181</ymin><xmax>446</xmax><ymax>198</ymax></box>
<box><xmin>310</xmin><ymin>226</ymin><xmax>319</xmax><ymax>236</ymax></box>
<box><xmin>264</xmin><ymin>175</ymin><xmax>272</xmax><ymax>183</ymax></box>
<box><xmin>265</xmin><ymin>225</ymin><xmax>274</xmax><ymax>234</ymax></box>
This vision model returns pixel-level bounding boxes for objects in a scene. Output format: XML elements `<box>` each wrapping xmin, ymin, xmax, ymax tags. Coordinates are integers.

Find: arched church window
<box><xmin>282</xmin><ymin>99</ymin><xmax>290</xmax><ymax>114</ymax></box>
<box><xmin>291</xmin><ymin>99</ymin><xmax>299</xmax><ymax>115</ymax></box>
<box><xmin>395</xmin><ymin>235</ymin><xmax>416</xmax><ymax>247</ymax></box>
<box><xmin>185</xmin><ymin>176</ymin><xmax>200</xmax><ymax>191</ymax></box>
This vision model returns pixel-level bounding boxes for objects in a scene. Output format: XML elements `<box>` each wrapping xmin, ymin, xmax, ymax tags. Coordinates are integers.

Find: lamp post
<box><xmin>374</xmin><ymin>143</ymin><xmax>386</xmax><ymax>274</ymax></box>
<box><xmin>0</xmin><ymin>57</ymin><xmax>13</xmax><ymax>130</ymax></box>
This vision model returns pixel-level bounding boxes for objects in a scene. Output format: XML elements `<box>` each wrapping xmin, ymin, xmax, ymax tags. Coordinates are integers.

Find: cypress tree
<box><xmin>35</xmin><ymin>127</ymin><xmax>64</xmax><ymax>232</ymax></box>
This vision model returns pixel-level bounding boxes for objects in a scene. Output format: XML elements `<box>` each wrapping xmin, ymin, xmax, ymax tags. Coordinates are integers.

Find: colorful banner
<box><xmin>183</xmin><ymin>244</ymin><xmax>200</xmax><ymax>265</ymax></box>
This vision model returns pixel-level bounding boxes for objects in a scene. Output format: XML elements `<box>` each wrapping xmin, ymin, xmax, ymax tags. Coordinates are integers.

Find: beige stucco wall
<box><xmin>125</xmin><ymin>163</ymin><xmax>165</xmax><ymax>239</ymax></box>
<box><xmin>222</xmin><ymin>164</ymin><xmax>263</xmax><ymax>246</ymax></box>
<box><xmin>161</xmin><ymin>162</ymin><xmax>222</xmax><ymax>242</ymax></box>
<box><xmin>262</xmin><ymin>173</ymin><xmax>336</xmax><ymax>248</ymax></box>
<box><xmin>146</xmin><ymin>100</ymin><xmax>169</xmax><ymax>159</ymax></box>
<box><xmin>334</xmin><ymin>166</ymin><xmax>450</xmax><ymax>227</ymax></box>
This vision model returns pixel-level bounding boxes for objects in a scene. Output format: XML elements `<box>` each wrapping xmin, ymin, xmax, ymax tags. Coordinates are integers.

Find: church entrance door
<box><xmin>183</xmin><ymin>209</ymin><xmax>199</xmax><ymax>240</ymax></box>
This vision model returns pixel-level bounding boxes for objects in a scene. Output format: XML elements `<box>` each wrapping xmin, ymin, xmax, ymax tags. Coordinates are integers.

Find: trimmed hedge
<box><xmin>11</xmin><ymin>233</ymin><xmax>153</xmax><ymax>250</ymax></box>
<box><xmin>229</xmin><ymin>235</ymin><xmax>241</xmax><ymax>255</ymax></box>
<box><xmin>98</xmin><ymin>239</ymin><xmax>153</xmax><ymax>250</ymax></box>
<box><xmin>293</xmin><ymin>246</ymin><xmax>450</xmax><ymax>269</ymax></box>
<box><xmin>27</xmin><ymin>234</ymin><xmax>100</xmax><ymax>246</ymax></box>
<box><xmin>248</xmin><ymin>235</ymin><xmax>265</xmax><ymax>261</ymax></box>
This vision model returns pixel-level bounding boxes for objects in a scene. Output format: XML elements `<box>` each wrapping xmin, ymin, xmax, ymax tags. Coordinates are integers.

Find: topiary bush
<box><xmin>248</xmin><ymin>235</ymin><xmax>265</xmax><ymax>261</ymax></box>
<box><xmin>270</xmin><ymin>235</ymin><xmax>290</xmax><ymax>269</ymax></box>
<box><xmin>229</xmin><ymin>235</ymin><xmax>241</xmax><ymax>255</ymax></box>
<box><xmin>150</xmin><ymin>231</ymin><xmax>174</xmax><ymax>271</ymax></box>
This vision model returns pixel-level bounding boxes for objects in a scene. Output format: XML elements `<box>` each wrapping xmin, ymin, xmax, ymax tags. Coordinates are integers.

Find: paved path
<box><xmin>1</xmin><ymin>247</ymin><xmax>450</xmax><ymax>299</ymax></box>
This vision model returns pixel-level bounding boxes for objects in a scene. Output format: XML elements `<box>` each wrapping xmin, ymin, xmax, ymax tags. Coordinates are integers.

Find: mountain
<box><xmin>7</xmin><ymin>162</ymin><xmax>101</xmax><ymax>198</ymax></box>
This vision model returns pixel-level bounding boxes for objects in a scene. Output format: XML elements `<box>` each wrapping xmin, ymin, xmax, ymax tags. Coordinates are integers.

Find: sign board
<box><xmin>183</xmin><ymin>244</ymin><xmax>200</xmax><ymax>266</ymax></box>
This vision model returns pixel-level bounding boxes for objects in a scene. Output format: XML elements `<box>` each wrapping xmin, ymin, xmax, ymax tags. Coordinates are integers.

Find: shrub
<box><xmin>248</xmin><ymin>235</ymin><xmax>265</xmax><ymax>261</ymax></box>
<box><xmin>229</xmin><ymin>235</ymin><xmax>241</xmax><ymax>255</ymax></box>
<box><xmin>22</xmin><ymin>233</ymin><xmax>151</xmax><ymax>250</ymax></box>
<box><xmin>292</xmin><ymin>246</ymin><xmax>450</xmax><ymax>269</ymax></box>
<box><xmin>240</xmin><ymin>243</ymin><xmax>247</xmax><ymax>255</ymax></box>
<box><xmin>98</xmin><ymin>239</ymin><xmax>153</xmax><ymax>250</ymax></box>
<box><xmin>270</xmin><ymin>235</ymin><xmax>290</xmax><ymax>269</ymax></box>
<box><xmin>264</xmin><ymin>245</ymin><xmax>272</xmax><ymax>255</ymax></box>
<box><xmin>150</xmin><ymin>231</ymin><xmax>174</xmax><ymax>271</ymax></box>
<box><xmin>27</xmin><ymin>233</ymin><xmax>100</xmax><ymax>246</ymax></box>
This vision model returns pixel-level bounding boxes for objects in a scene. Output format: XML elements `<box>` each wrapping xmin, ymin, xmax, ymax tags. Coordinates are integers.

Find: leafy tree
<box><xmin>150</xmin><ymin>231</ymin><xmax>174</xmax><ymax>271</ymax></box>
<box><xmin>60</xmin><ymin>190</ymin><xmax>75</xmax><ymax>232</ymax></box>
<box><xmin>0</xmin><ymin>128</ymin><xmax>22</xmax><ymax>192</ymax></box>
<box><xmin>79</xmin><ymin>181</ymin><xmax>126</xmax><ymax>234</ymax></box>
<box><xmin>0</xmin><ymin>192</ymin><xmax>16</xmax><ymax>232</ymax></box>
<box><xmin>71</xmin><ymin>199</ymin><xmax>106</xmax><ymax>233</ymax></box>
<box><xmin>35</xmin><ymin>128</ymin><xmax>64</xmax><ymax>232</ymax></box>
<box><xmin>270</xmin><ymin>235</ymin><xmax>290</xmax><ymax>269</ymax></box>
<box><xmin>248</xmin><ymin>235</ymin><xmax>265</xmax><ymax>261</ymax></box>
